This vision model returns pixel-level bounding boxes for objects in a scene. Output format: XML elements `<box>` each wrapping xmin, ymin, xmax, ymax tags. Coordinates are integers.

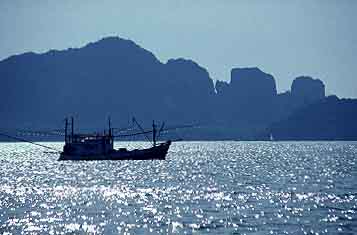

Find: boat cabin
<box><xmin>63</xmin><ymin>118</ymin><xmax>114</xmax><ymax>156</ymax></box>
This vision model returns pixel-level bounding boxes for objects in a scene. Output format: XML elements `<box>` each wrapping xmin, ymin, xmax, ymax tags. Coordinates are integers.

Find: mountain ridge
<box><xmin>0</xmin><ymin>36</ymin><xmax>356</xmax><ymax>140</ymax></box>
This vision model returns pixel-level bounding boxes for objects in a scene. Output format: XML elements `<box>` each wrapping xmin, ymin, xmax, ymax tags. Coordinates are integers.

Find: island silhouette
<box><xmin>0</xmin><ymin>36</ymin><xmax>356</xmax><ymax>140</ymax></box>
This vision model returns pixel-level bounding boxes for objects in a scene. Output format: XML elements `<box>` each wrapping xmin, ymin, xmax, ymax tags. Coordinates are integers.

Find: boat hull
<box><xmin>58</xmin><ymin>141</ymin><xmax>171</xmax><ymax>161</ymax></box>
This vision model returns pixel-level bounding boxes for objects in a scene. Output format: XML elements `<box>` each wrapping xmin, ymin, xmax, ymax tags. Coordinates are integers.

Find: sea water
<box><xmin>0</xmin><ymin>141</ymin><xmax>356</xmax><ymax>234</ymax></box>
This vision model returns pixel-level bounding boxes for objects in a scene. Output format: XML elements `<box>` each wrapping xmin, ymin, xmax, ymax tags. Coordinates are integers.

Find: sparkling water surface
<box><xmin>0</xmin><ymin>141</ymin><xmax>356</xmax><ymax>234</ymax></box>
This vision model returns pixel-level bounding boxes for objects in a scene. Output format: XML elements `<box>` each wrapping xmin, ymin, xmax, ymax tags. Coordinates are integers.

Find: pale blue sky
<box><xmin>1</xmin><ymin>0</ymin><xmax>356</xmax><ymax>97</ymax></box>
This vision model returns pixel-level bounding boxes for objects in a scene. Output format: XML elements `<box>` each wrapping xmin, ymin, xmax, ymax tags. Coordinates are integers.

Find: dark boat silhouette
<box><xmin>59</xmin><ymin>117</ymin><xmax>171</xmax><ymax>161</ymax></box>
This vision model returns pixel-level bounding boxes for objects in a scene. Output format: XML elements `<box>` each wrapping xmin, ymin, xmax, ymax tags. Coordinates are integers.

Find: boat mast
<box><xmin>71</xmin><ymin>117</ymin><xmax>74</xmax><ymax>141</ymax></box>
<box><xmin>152</xmin><ymin>120</ymin><xmax>156</xmax><ymax>147</ymax></box>
<box><xmin>108</xmin><ymin>117</ymin><xmax>111</xmax><ymax>135</ymax></box>
<box><xmin>108</xmin><ymin>117</ymin><xmax>113</xmax><ymax>142</ymax></box>
<box><xmin>65</xmin><ymin>118</ymin><xmax>68</xmax><ymax>143</ymax></box>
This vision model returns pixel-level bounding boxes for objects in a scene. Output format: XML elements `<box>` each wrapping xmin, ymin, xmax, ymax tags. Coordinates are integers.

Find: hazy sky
<box><xmin>1</xmin><ymin>0</ymin><xmax>356</xmax><ymax>97</ymax></box>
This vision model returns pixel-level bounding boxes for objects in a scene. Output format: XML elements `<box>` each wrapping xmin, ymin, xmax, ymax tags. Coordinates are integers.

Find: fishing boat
<box><xmin>58</xmin><ymin>118</ymin><xmax>171</xmax><ymax>161</ymax></box>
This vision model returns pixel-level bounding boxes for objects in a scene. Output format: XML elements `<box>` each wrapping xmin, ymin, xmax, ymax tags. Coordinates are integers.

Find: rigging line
<box><xmin>0</xmin><ymin>132</ymin><xmax>62</xmax><ymax>153</ymax></box>
<box><xmin>0</xmin><ymin>128</ymin><xmax>64</xmax><ymax>137</ymax></box>
<box><xmin>20</xmin><ymin>127</ymin><xmax>64</xmax><ymax>132</ymax></box>
<box><xmin>112</xmin><ymin>129</ymin><xmax>136</xmax><ymax>135</ymax></box>
<box><xmin>164</xmin><ymin>124</ymin><xmax>198</xmax><ymax>131</ymax></box>
<box><xmin>112</xmin><ymin>119</ymin><xmax>135</xmax><ymax>133</ymax></box>
<box><xmin>16</xmin><ymin>131</ymin><xmax>64</xmax><ymax>137</ymax></box>
<box><xmin>170</xmin><ymin>128</ymin><xmax>184</xmax><ymax>142</ymax></box>
<box><xmin>156</xmin><ymin>122</ymin><xmax>165</xmax><ymax>139</ymax></box>
<box><xmin>132</xmin><ymin>117</ymin><xmax>152</xmax><ymax>143</ymax></box>
<box><xmin>114</xmin><ymin>123</ymin><xmax>198</xmax><ymax>138</ymax></box>
<box><xmin>113</xmin><ymin>130</ymin><xmax>153</xmax><ymax>138</ymax></box>
<box><xmin>112</xmin><ymin>127</ymin><xmax>132</xmax><ymax>131</ymax></box>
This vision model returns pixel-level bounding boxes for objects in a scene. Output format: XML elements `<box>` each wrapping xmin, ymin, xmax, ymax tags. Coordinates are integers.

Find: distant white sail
<box><xmin>270</xmin><ymin>133</ymin><xmax>274</xmax><ymax>141</ymax></box>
